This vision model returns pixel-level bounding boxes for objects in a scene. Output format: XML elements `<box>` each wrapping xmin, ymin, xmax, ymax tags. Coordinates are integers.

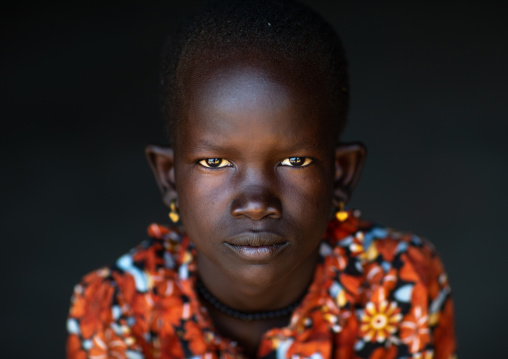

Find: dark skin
<box><xmin>146</xmin><ymin>50</ymin><xmax>366</xmax><ymax>358</ymax></box>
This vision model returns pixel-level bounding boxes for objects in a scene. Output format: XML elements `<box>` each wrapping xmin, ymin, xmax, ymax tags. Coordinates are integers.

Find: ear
<box><xmin>145</xmin><ymin>145</ymin><xmax>176</xmax><ymax>208</ymax></box>
<box><xmin>332</xmin><ymin>142</ymin><xmax>367</xmax><ymax>206</ymax></box>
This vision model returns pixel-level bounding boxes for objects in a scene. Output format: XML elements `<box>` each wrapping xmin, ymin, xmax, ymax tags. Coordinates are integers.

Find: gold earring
<box><xmin>335</xmin><ymin>200</ymin><xmax>348</xmax><ymax>222</ymax></box>
<box><xmin>168</xmin><ymin>199</ymin><xmax>180</xmax><ymax>223</ymax></box>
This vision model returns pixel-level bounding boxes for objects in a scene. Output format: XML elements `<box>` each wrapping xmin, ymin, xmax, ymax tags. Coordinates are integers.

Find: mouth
<box><xmin>224</xmin><ymin>232</ymin><xmax>289</xmax><ymax>261</ymax></box>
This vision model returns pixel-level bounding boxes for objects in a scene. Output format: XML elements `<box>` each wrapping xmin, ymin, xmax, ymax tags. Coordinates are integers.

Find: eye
<box><xmin>280</xmin><ymin>157</ymin><xmax>313</xmax><ymax>167</ymax></box>
<box><xmin>198</xmin><ymin>158</ymin><xmax>232</xmax><ymax>168</ymax></box>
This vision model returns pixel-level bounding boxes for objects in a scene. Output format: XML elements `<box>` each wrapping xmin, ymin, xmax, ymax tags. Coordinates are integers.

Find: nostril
<box><xmin>230</xmin><ymin>195</ymin><xmax>282</xmax><ymax>220</ymax></box>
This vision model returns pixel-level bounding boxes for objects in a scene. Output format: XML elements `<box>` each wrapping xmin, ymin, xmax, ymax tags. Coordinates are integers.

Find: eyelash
<box><xmin>198</xmin><ymin>158</ymin><xmax>233</xmax><ymax>168</ymax></box>
<box><xmin>197</xmin><ymin>157</ymin><xmax>313</xmax><ymax>168</ymax></box>
<box><xmin>280</xmin><ymin>157</ymin><xmax>313</xmax><ymax>167</ymax></box>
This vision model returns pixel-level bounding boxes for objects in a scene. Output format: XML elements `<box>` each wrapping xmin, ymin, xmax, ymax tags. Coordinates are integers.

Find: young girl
<box><xmin>66</xmin><ymin>1</ymin><xmax>456</xmax><ymax>358</ymax></box>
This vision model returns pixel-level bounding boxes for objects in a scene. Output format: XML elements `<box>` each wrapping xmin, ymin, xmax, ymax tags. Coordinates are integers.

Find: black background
<box><xmin>3</xmin><ymin>0</ymin><xmax>507</xmax><ymax>357</ymax></box>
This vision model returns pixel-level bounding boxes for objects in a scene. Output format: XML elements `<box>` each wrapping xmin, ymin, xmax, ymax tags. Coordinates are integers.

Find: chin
<box><xmin>227</xmin><ymin>262</ymin><xmax>292</xmax><ymax>292</ymax></box>
<box><xmin>227</xmin><ymin>247</ymin><xmax>310</xmax><ymax>286</ymax></box>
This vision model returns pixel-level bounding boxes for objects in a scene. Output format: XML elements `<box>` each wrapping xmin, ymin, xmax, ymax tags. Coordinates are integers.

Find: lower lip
<box><xmin>225</xmin><ymin>243</ymin><xmax>289</xmax><ymax>261</ymax></box>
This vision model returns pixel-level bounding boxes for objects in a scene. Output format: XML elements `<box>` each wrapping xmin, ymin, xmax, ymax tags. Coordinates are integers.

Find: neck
<box><xmin>205</xmin><ymin>305</ymin><xmax>290</xmax><ymax>359</ymax></box>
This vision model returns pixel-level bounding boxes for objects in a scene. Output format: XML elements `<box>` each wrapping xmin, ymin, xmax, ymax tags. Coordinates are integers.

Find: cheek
<box><xmin>176</xmin><ymin>168</ymin><xmax>233</xmax><ymax>233</ymax></box>
<box><xmin>279</xmin><ymin>167</ymin><xmax>334</xmax><ymax>220</ymax></box>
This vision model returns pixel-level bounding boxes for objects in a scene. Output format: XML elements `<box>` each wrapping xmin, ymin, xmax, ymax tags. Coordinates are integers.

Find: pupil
<box><xmin>289</xmin><ymin>157</ymin><xmax>303</xmax><ymax>166</ymax></box>
<box><xmin>207</xmin><ymin>158</ymin><xmax>222</xmax><ymax>167</ymax></box>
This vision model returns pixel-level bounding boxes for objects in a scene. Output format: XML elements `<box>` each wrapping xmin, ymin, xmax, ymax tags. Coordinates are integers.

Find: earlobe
<box><xmin>145</xmin><ymin>145</ymin><xmax>177</xmax><ymax>207</ymax></box>
<box><xmin>333</xmin><ymin>142</ymin><xmax>367</xmax><ymax>205</ymax></box>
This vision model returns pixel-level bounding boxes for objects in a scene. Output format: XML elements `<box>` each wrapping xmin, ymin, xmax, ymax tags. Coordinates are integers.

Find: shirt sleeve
<box><xmin>387</xmin><ymin>234</ymin><xmax>457</xmax><ymax>358</ymax></box>
<box><xmin>66</xmin><ymin>268</ymin><xmax>131</xmax><ymax>359</ymax></box>
<box><xmin>356</xmin><ymin>230</ymin><xmax>457</xmax><ymax>359</ymax></box>
<box><xmin>406</xmin><ymin>238</ymin><xmax>457</xmax><ymax>359</ymax></box>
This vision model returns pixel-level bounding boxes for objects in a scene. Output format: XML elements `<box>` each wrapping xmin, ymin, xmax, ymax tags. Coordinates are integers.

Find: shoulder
<box><xmin>67</xmin><ymin>224</ymin><xmax>188</xmax><ymax>338</ymax></box>
<box><xmin>360</xmin><ymin>224</ymin><xmax>449</xmax><ymax>294</ymax></box>
<box><xmin>364</xmin><ymin>225</ymin><xmax>443</xmax><ymax>271</ymax></box>
<box><xmin>327</xmin><ymin>214</ymin><xmax>449</xmax><ymax>290</ymax></box>
<box><xmin>73</xmin><ymin>224</ymin><xmax>184</xmax><ymax>291</ymax></box>
<box><xmin>326</xmin><ymin>215</ymin><xmax>456</xmax><ymax>357</ymax></box>
<box><xmin>66</xmin><ymin>224</ymin><xmax>196</xmax><ymax>357</ymax></box>
<box><xmin>324</xmin><ymin>214</ymin><xmax>452</xmax><ymax>317</ymax></box>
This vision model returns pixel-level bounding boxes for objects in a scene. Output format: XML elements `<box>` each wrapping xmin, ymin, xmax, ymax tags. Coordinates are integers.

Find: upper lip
<box><xmin>225</xmin><ymin>232</ymin><xmax>287</xmax><ymax>247</ymax></box>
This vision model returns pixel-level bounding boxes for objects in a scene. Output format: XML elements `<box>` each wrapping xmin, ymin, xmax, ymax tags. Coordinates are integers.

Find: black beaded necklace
<box><xmin>196</xmin><ymin>280</ymin><xmax>303</xmax><ymax>321</ymax></box>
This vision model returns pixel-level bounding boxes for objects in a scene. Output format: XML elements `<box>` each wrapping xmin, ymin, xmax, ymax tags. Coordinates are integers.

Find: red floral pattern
<box><xmin>67</xmin><ymin>212</ymin><xmax>456</xmax><ymax>358</ymax></box>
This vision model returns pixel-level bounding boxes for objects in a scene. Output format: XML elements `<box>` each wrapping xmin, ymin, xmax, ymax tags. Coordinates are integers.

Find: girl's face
<box><xmin>148</xmin><ymin>53</ymin><xmax>365</xmax><ymax>291</ymax></box>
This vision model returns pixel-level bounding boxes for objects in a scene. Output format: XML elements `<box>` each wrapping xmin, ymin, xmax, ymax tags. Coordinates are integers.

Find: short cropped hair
<box><xmin>160</xmin><ymin>0</ymin><xmax>349</xmax><ymax>142</ymax></box>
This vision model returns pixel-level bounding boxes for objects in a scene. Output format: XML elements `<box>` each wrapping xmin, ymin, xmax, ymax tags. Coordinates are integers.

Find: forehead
<box><xmin>176</xmin><ymin>50</ymin><xmax>335</xmax><ymax>143</ymax></box>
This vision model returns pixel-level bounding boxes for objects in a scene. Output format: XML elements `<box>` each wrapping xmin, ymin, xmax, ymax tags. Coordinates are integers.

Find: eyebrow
<box><xmin>189</xmin><ymin>138</ymin><xmax>321</xmax><ymax>153</ymax></box>
<box><xmin>189</xmin><ymin>138</ymin><xmax>226</xmax><ymax>152</ymax></box>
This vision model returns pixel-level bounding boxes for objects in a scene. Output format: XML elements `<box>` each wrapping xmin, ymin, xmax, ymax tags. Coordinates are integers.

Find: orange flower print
<box><xmin>410</xmin><ymin>351</ymin><xmax>434</xmax><ymax>359</ymax></box>
<box><xmin>67</xmin><ymin>334</ymin><xmax>87</xmax><ymax>359</ymax></box>
<box><xmin>400</xmin><ymin>306</ymin><xmax>430</xmax><ymax>353</ymax></box>
<box><xmin>361</xmin><ymin>300</ymin><xmax>402</xmax><ymax>342</ymax></box>
<box><xmin>149</xmin><ymin>296</ymin><xmax>184</xmax><ymax>336</ymax></box>
<box><xmin>289</xmin><ymin>339</ymin><xmax>331</xmax><ymax>358</ymax></box>
<box><xmin>434</xmin><ymin>299</ymin><xmax>456</xmax><ymax>359</ymax></box>
<box><xmin>184</xmin><ymin>320</ymin><xmax>208</xmax><ymax>354</ymax></box>
<box><xmin>70</xmin><ymin>275</ymin><xmax>114</xmax><ymax>339</ymax></box>
<box><xmin>369</xmin><ymin>345</ymin><xmax>397</xmax><ymax>359</ymax></box>
<box><xmin>87</xmin><ymin>328</ymin><xmax>128</xmax><ymax>358</ymax></box>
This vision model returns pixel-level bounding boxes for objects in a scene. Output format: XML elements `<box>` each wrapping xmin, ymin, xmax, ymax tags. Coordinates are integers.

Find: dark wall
<box><xmin>3</xmin><ymin>1</ymin><xmax>507</xmax><ymax>357</ymax></box>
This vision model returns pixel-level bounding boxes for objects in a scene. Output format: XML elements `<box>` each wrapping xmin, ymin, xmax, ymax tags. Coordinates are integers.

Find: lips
<box><xmin>224</xmin><ymin>232</ymin><xmax>289</xmax><ymax>261</ymax></box>
<box><xmin>226</xmin><ymin>232</ymin><xmax>286</xmax><ymax>246</ymax></box>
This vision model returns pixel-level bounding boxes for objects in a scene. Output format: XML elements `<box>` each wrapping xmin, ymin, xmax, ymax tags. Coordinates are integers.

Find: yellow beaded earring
<box><xmin>168</xmin><ymin>199</ymin><xmax>180</xmax><ymax>223</ymax></box>
<box><xmin>335</xmin><ymin>200</ymin><xmax>348</xmax><ymax>222</ymax></box>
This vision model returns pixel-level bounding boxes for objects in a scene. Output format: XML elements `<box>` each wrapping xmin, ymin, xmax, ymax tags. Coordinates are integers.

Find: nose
<box><xmin>230</xmin><ymin>190</ymin><xmax>282</xmax><ymax>220</ymax></box>
<box><xmin>230</xmin><ymin>168</ymin><xmax>282</xmax><ymax>220</ymax></box>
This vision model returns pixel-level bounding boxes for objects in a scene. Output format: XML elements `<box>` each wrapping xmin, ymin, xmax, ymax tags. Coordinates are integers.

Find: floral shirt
<box><xmin>67</xmin><ymin>212</ymin><xmax>456</xmax><ymax>359</ymax></box>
